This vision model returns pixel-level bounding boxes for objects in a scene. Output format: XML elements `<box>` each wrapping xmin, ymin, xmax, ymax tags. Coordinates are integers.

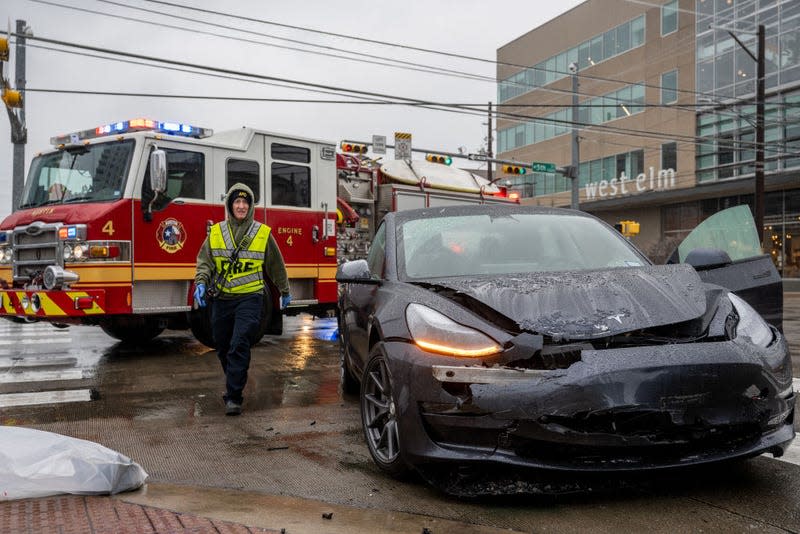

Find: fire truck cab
<box><xmin>0</xmin><ymin>119</ymin><xmax>339</xmax><ymax>345</ymax></box>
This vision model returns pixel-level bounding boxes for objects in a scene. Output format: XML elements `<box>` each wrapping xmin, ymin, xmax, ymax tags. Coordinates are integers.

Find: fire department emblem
<box><xmin>157</xmin><ymin>218</ymin><xmax>187</xmax><ymax>253</ymax></box>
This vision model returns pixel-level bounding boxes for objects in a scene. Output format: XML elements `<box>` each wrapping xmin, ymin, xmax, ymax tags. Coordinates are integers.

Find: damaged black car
<box><xmin>336</xmin><ymin>204</ymin><xmax>795</xmax><ymax>492</ymax></box>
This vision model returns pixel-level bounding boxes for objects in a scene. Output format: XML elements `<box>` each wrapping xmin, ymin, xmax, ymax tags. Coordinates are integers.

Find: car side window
<box><xmin>142</xmin><ymin>149</ymin><xmax>205</xmax><ymax>212</ymax></box>
<box><xmin>367</xmin><ymin>223</ymin><xmax>386</xmax><ymax>278</ymax></box>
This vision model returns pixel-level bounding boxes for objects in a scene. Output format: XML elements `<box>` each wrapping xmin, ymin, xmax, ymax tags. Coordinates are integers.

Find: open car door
<box><xmin>668</xmin><ymin>205</ymin><xmax>782</xmax><ymax>331</ymax></box>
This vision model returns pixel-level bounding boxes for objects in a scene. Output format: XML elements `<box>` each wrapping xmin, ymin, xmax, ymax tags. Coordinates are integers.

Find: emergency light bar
<box><xmin>50</xmin><ymin>118</ymin><xmax>213</xmax><ymax>146</ymax></box>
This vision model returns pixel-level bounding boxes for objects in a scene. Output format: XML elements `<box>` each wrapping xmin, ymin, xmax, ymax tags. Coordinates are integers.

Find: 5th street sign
<box><xmin>531</xmin><ymin>161</ymin><xmax>557</xmax><ymax>173</ymax></box>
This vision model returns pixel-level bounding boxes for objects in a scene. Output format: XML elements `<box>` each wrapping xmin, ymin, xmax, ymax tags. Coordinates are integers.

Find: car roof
<box><xmin>387</xmin><ymin>204</ymin><xmax>598</xmax><ymax>224</ymax></box>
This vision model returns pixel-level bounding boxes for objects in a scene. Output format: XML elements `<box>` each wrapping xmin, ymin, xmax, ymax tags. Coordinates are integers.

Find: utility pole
<box><xmin>12</xmin><ymin>20</ymin><xmax>28</xmax><ymax>213</ymax></box>
<box><xmin>1</xmin><ymin>20</ymin><xmax>28</xmax><ymax>213</ymax></box>
<box><xmin>755</xmin><ymin>24</ymin><xmax>765</xmax><ymax>244</ymax></box>
<box><xmin>723</xmin><ymin>24</ymin><xmax>764</xmax><ymax>244</ymax></box>
<box><xmin>487</xmin><ymin>101</ymin><xmax>493</xmax><ymax>184</ymax></box>
<box><xmin>569</xmin><ymin>62</ymin><xmax>580</xmax><ymax>210</ymax></box>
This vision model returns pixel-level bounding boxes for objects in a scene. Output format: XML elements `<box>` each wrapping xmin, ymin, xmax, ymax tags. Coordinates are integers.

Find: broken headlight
<box><xmin>405</xmin><ymin>303</ymin><xmax>502</xmax><ymax>358</ymax></box>
<box><xmin>728</xmin><ymin>292</ymin><xmax>773</xmax><ymax>348</ymax></box>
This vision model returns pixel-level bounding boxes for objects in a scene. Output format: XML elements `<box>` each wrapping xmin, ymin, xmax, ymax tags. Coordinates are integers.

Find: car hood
<box><xmin>426</xmin><ymin>264</ymin><xmax>709</xmax><ymax>339</ymax></box>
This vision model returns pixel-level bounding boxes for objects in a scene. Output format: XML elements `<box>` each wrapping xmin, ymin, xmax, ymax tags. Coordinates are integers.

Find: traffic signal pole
<box><xmin>11</xmin><ymin>20</ymin><xmax>28</xmax><ymax>213</ymax></box>
<box><xmin>1</xmin><ymin>20</ymin><xmax>28</xmax><ymax>213</ymax></box>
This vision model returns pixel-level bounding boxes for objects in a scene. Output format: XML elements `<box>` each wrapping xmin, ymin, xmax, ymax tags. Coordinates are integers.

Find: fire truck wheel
<box><xmin>100</xmin><ymin>318</ymin><xmax>165</xmax><ymax>344</ymax></box>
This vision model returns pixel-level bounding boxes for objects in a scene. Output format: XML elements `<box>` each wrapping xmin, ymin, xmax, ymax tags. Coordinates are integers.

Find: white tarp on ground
<box><xmin>0</xmin><ymin>426</ymin><xmax>148</xmax><ymax>501</ymax></box>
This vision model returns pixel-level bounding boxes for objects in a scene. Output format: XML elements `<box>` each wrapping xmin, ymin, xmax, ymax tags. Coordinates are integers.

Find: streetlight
<box><xmin>712</xmin><ymin>23</ymin><xmax>765</xmax><ymax>244</ymax></box>
<box><xmin>569</xmin><ymin>61</ymin><xmax>580</xmax><ymax>210</ymax></box>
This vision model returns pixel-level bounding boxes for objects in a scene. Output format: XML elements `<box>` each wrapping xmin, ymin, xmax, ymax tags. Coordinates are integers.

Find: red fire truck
<box><xmin>0</xmin><ymin>119</ymin><xmax>516</xmax><ymax>345</ymax></box>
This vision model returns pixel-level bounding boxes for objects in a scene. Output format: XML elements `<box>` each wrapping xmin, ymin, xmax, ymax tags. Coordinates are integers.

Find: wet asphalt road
<box><xmin>1</xmin><ymin>302</ymin><xmax>799</xmax><ymax>533</ymax></box>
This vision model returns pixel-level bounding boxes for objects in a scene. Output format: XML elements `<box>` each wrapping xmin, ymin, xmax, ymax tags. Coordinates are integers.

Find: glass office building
<box><xmin>496</xmin><ymin>0</ymin><xmax>800</xmax><ymax>276</ymax></box>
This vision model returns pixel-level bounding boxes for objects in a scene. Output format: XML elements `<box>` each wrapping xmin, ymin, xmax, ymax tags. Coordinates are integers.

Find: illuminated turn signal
<box><xmin>89</xmin><ymin>245</ymin><xmax>120</xmax><ymax>259</ymax></box>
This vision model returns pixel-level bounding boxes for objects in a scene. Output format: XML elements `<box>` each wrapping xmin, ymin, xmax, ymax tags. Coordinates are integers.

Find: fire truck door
<box><xmin>133</xmin><ymin>143</ymin><xmax>215</xmax><ymax>312</ymax></box>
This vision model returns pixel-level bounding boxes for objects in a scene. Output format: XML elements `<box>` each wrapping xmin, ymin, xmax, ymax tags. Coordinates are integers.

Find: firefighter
<box><xmin>193</xmin><ymin>183</ymin><xmax>291</xmax><ymax>416</ymax></box>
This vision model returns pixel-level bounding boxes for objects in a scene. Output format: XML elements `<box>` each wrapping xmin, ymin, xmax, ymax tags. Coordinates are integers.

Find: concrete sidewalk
<box><xmin>2</xmin><ymin>483</ymin><xmax>514</xmax><ymax>534</ymax></box>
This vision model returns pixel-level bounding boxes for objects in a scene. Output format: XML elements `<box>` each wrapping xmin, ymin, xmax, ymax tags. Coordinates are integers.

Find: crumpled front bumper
<box><xmin>384</xmin><ymin>334</ymin><xmax>795</xmax><ymax>472</ymax></box>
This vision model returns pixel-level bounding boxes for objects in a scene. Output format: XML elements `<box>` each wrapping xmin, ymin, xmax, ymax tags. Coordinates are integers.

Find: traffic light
<box><xmin>425</xmin><ymin>153</ymin><xmax>452</xmax><ymax>165</ymax></box>
<box><xmin>502</xmin><ymin>164</ymin><xmax>527</xmax><ymax>175</ymax></box>
<box><xmin>1</xmin><ymin>87</ymin><xmax>22</xmax><ymax>108</ymax></box>
<box><xmin>0</xmin><ymin>37</ymin><xmax>8</xmax><ymax>62</ymax></box>
<box><xmin>340</xmin><ymin>141</ymin><xmax>367</xmax><ymax>154</ymax></box>
<box><xmin>615</xmin><ymin>220</ymin><xmax>640</xmax><ymax>237</ymax></box>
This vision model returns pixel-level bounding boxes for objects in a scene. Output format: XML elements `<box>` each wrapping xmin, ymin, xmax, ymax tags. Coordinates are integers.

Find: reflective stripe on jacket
<box><xmin>209</xmin><ymin>221</ymin><xmax>271</xmax><ymax>296</ymax></box>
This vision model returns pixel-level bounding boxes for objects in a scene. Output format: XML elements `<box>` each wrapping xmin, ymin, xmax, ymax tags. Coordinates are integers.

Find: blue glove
<box><xmin>194</xmin><ymin>283</ymin><xmax>206</xmax><ymax>308</ymax></box>
<box><xmin>280</xmin><ymin>294</ymin><xmax>292</xmax><ymax>310</ymax></box>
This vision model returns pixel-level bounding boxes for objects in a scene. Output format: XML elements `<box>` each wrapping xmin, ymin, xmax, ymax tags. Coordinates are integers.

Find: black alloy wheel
<box><xmin>360</xmin><ymin>343</ymin><xmax>409</xmax><ymax>477</ymax></box>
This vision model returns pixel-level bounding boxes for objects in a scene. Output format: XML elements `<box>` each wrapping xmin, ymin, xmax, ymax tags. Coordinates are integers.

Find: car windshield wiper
<box><xmin>62</xmin><ymin>195</ymin><xmax>96</xmax><ymax>203</ymax></box>
<box><xmin>20</xmin><ymin>199</ymin><xmax>63</xmax><ymax>209</ymax></box>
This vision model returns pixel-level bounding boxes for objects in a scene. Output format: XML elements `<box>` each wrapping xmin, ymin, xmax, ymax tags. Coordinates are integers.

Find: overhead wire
<box><xmin>15</xmin><ymin>35</ymin><xmax>788</xmax><ymax>155</ymax></box>
<box><xmin>25</xmin><ymin>0</ymin><xmax>796</xmax><ymax>132</ymax></box>
<box><xmin>132</xmin><ymin>0</ymin><xmax>795</xmax><ymax>106</ymax></box>
<box><xmin>10</xmin><ymin>0</ymin><xmax>792</xmax><ymax>156</ymax></box>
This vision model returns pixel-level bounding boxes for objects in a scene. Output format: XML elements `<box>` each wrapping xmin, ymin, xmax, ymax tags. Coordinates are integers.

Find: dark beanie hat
<box><xmin>227</xmin><ymin>189</ymin><xmax>252</xmax><ymax>213</ymax></box>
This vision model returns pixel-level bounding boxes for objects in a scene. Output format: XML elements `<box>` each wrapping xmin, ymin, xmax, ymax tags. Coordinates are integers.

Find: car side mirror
<box><xmin>336</xmin><ymin>259</ymin><xmax>381</xmax><ymax>284</ymax></box>
<box><xmin>149</xmin><ymin>148</ymin><xmax>167</xmax><ymax>193</ymax></box>
<box><xmin>684</xmin><ymin>247</ymin><xmax>732</xmax><ymax>270</ymax></box>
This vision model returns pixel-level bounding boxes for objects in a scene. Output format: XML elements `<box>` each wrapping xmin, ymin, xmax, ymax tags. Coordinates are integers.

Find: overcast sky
<box><xmin>0</xmin><ymin>0</ymin><xmax>584</xmax><ymax>219</ymax></box>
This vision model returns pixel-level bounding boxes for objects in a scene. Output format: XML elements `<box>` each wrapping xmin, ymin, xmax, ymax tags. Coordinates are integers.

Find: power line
<box><xmin>26</xmin><ymin>0</ymin><xmax>795</xmax><ymax>126</ymax></box>
<box><xmin>13</xmin><ymin>34</ymin><xmax>788</xmax><ymax>153</ymax></box>
<box><xmin>19</xmin><ymin>39</ymin><xmax>774</xmax><ymax>155</ymax></box>
<box><xmin>132</xmin><ymin>0</ymin><xmax>770</xmax><ymax>105</ymax></box>
<box><xmin>28</xmin><ymin>0</ymin><xmax>651</xmax><ymax>105</ymax></box>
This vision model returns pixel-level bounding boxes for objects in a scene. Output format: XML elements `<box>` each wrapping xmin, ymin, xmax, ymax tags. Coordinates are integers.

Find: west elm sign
<box><xmin>584</xmin><ymin>167</ymin><xmax>676</xmax><ymax>200</ymax></box>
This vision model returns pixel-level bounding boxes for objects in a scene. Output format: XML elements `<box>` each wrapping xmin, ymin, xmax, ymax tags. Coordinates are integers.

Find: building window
<box><xmin>661</xmin><ymin>69</ymin><xmax>678</xmax><ymax>104</ymax></box>
<box><xmin>661</xmin><ymin>0</ymin><xmax>678</xmax><ymax>36</ymax></box>
<box><xmin>497</xmin><ymin>15</ymin><xmax>645</xmax><ymax>102</ymax></box>
<box><xmin>661</xmin><ymin>142</ymin><xmax>677</xmax><ymax>171</ymax></box>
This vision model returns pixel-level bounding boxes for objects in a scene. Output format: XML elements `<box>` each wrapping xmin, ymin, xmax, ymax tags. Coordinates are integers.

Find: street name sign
<box><xmin>531</xmin><ymin>161</ymin><xmax>557</xmax><ymax>173</ymax></box>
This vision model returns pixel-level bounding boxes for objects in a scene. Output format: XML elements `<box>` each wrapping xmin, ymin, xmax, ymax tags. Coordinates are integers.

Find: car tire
<box><xmin>339</xmin><ymin>319</ymin><xmax>359</xmax><ymax>395</ymax></box>
<box><xmin>360</xmin><ymin>343</ymin><xmax>410</xmax><ymax>478</ymax></box>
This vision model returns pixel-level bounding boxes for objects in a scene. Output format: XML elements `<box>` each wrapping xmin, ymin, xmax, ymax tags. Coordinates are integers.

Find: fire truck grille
<box><xmin>13</xmin><ymin>223</ymin><xmax>63</xmax><ymax>282</ymax></box>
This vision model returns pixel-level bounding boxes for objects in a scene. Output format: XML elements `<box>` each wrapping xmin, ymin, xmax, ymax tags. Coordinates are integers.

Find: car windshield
<box><xmin>19</xmin><ymin>140</ymin><xmax>134</xmax><ymax>209</ymax></box>
<box><xmin>398</xmin><ymin>212</ymin><xmax>647</xmax><ymax>279</ymax></box>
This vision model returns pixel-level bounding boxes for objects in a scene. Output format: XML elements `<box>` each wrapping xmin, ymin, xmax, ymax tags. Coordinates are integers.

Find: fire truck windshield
<box><xmin>19</xmin><ymin>140</ymin><xmax>134</xmax><ymax>209</ymax></box>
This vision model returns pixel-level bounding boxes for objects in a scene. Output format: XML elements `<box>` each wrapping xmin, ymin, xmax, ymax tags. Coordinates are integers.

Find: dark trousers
<box><xmin>211</xmin><ymin>292</ymin><xmax>263</xmax><ymax>404</ymax></box>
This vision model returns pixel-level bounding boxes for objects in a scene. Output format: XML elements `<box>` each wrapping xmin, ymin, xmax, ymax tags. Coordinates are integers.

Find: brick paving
<box><xmin>0</xmin><ymin>495</ymin><xmax>280</xmax><ymax>534</ymax></box>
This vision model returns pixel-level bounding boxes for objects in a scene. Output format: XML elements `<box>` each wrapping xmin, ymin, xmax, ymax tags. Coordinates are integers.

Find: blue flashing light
<box><xmin>67</xmin><ymin>226</ymin><xmax>77</xmax><ymax>239</ymax></box>
<box><xmin>160</xmin><ymin>122</ymin><xmax>180</xmax><ymax>132</ymax></box>
<box><xmin>50</xmin><ymin>118</ymin><xmax>213</xmax><ymax>146</ymax></box>
<box><xmin>0</xmin><ymin>232</ymin><xmax>7</xmax><ymax>244</ymax></box>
